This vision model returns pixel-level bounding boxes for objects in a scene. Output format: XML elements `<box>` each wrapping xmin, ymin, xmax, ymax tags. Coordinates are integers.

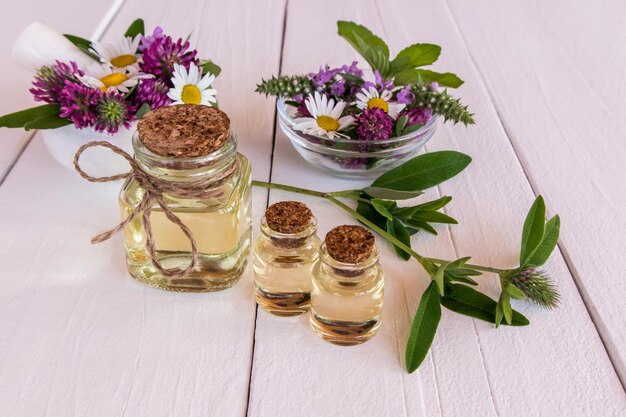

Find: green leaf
<box><xmin>124</xmin><ymin>18</ymin><xmax>145</xmax><ymax>38</ymax></box>
<box><xmin>362</xmin><ymin>186</ymin><xmax>423</xmax><ymax>200</ymax></box>
<box><xmin>394</xmin><ymin>68</ymin><xmax>464</xmax><ymax>88</ymax></box>
<box><xmin>371</xmin><ymin>199</ymin><xmax>394</xmax><ymax>220</ymax></box>
<box><xmin>495</xmin><ymin>296</ymin><xmax>504</xmax><ymax>328</ymax></box>
<box><xmin>411</xmin><ymin>210</ymin><xmax>458</xmax><ymax>224</ymax></box>
<box><xmin>200</xmin><ymin>59</ymin><xmax>222</xmax><ymax>77</ymax></box>
<box><xmin>63</xmin><ymin>34</ymin><xmax>100</xmax><ymax>61</ymax></box>
<box><xmin>338</xmin><ymin>72</ymin><xmax>364</xmax><ymax>84</ymax></box>
<box><xmin>501</xmin><ymin>291</ymin><xmax>512</xmax><ymax>324</ymax></box>
<box><xmin>356</xmin><ymin>199</ymin><xmax>387</xmax><ymax>231</ymax></box>
<box><xmin>393</xmin><ymin>196</ymin><xmax>452</xmax><ymax>218</ymax></box>
<box><xmin>0</xmin><ymin>104</ymin><xmax>62</xmax><ymax>128</ymax></box>
<box><xmin>444</xmin><ymin>273</ymin><xmax>478</xmax><ymax>286</ymax></box>
<box><xmin>395</xmin><ymin>115</ymin><xmax>408</xmax><ymax>137</ymax></box>
<box><xmin>23</xmin><ymin>114</ymin><xmax>72</xmax><ymax>130</ymax></box>
<box><xmin>390</xmin><ymin>43</ymin><xmax>441</xmax><ymax>74</ymax></box>
<box><xmin>505</xmin><ymin>284</ymin><xmax>526</xmax><ymax>300</ymax></box>
<box><xmin>371</xmin><ymin>151</ymin><xmax>471</xmax><ymax>193</ymax></box>
<box><xmin>337</xmin><ymin>21</ymin><xmax>390</xmax><ymax>74</ymax></box>
<box><xmin>405</xmin><ymin>282</ymin><xmax>441</xmax><ymax>373</ymax></box>
<box><xmin>525</xmin><ymin>215</ymin><xmax>560</xmax><ymax>267</ymax></box>
<box><xmin>520</xmin><ymin>196</ymin><xmax>546</xmax><ymax>266</ymax></box>
<box><xmin>441</xmin><ymin>284</ymin><xmax>529</xmax><ymax>326</ymax></box>
<box><xmin>433</xmin><ymin>262</ymin><xmax>450</xmax><ymax>296</ymax></box>
<box><xmin>386</xmin><ymin>217</ymin><xmax>412</xmax><ymax>260</ymax></box>
<box><xmin>404</xmin><ymin>219</ymin><xmax>438</xmax><ymax>235</ymax></box>
<box><xmin>135</xmin><ymin>103</ymin><xmax>151</xmax><ymax>120</ymax></box>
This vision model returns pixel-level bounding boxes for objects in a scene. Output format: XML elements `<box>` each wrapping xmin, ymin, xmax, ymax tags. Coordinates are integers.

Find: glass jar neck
<box><xmin>132</xmin><ymin>131</ymin><xmax>238</xmax><ymax>182</ymax></box>
<box><xmin>319</xmin><ymin>242</ymin><xmax>379</xmax><ymax>279</ymax></box>
<box><xmin>260</xmin><ymin>215</ymin><xmax>318</xmax><ymax>249</ymax></box>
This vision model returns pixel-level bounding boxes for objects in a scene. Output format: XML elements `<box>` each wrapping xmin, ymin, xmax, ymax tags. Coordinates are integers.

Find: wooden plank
<box><xmin>0</xmin><ymin>0</ymin><xmax>285</xmax><ymax>416</ymax></box>
<box><xmin>247</xmin><ymin>0</ymin><xmax>626</xmax><ymax>416</ymax></box>
<box><xmin>0</xmin><ymin>0</ymin><xmax>122</xmax><ymax>182</ymax></box>
<box><xmin>444</xmin><ymin>0</ymin><xmax>626</xmax><ymax>383</ymax></box>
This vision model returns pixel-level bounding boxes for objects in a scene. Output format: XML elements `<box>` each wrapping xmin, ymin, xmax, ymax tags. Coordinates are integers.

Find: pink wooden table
<box><xmin>0</xmin><ymin>1</ymin><xmax>624</xmax><ymax>416</ymax></box>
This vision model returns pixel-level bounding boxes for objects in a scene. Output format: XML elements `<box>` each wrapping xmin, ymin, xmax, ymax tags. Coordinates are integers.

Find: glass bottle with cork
<box><xmin>311</xmin><ymin>225</ymin><xmax>384</xmax><ymax>345</ymax></box>
<box><xmin>253</xmin><ymin>201</ymin><xmax>320</xmax><ymax>316</ymax></box>
<box><xmin>118</xmin><ymin>104</ymin><xmax>252</xmax><ymax>292</ymax></box>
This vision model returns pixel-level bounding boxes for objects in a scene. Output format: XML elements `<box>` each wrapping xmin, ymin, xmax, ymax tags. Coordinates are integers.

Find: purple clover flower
<box><xmin>30</xmin><ymin>60</ymin><xmax>84</xmax><ymax>104</ymax></box>
<box><xmin>403</xmin><ymin>107</ymin><xmax>433</xmax><ymax>126</ymax></box>
<box><xmin>58</xmin><ymin>80</ymin><xmax>102</xmax><ymax>129</ymax></box>
<box><xmin>94</xmin><ymin>92</ymin><xmax>136</xmax><ymax>134</ymax></box>
<box><xmin>133</xmin><ymin>78</ymin><xmax>172</xmax><ymax>110</ymax></box>
<box><xmin>139</xmin><ymin>33</ymin><xmax>199</xmax><ymax>83</ymax></box>
<box><xmin>397</xmin><ymin>86</ymin><xmax>414</xmax><ymax>105</ymax></box>
<box><xmin>355</xmin><ymin>107</ymin><xmax>393</xmax><ymax>141</ymax></box>
<box><xmin>139</xmin><ymin>26</ymin><xmax>164</xmax><ymax>51</ymax></box>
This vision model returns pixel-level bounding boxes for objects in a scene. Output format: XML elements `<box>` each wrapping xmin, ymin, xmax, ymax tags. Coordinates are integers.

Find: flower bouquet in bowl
<box><xmin>0</xmin><ymin>19</ymin><xmax>220</xmax><ymax>175</ymax></box>
<box><xmin>257</xmin><ymin>21</ymin><xmax>474</xmax><ymax>177</ymax></box>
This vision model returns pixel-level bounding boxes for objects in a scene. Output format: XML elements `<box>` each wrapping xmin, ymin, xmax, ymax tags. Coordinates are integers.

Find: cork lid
<box><xmin>137</xmin><ymin>104</ymin><xmax>230</xmax><ymax>158</ymax></box>
<box><xmin>265</xmin><ymin>201</ymin><xmax>313</xmax><ymax>234</ymax></box>
<box><xmin>325</xmin><ymin>225</ymin><xmax>375</xmax><ymax>264</ymax></box>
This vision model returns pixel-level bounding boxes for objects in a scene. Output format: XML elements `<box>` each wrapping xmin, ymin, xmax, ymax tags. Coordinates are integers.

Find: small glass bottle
<box><xmin>253</xmin><ymin>201</ymin><xmax>320</xmax><ymax>316</ymax></box>
<box><xmin>119</xmin><ymin>104</ymin><xmax>252</xmax><ymax>292</ymax></box>
<box><xmin>311</xmin><ymin>225</ymin><xmax>384</xmax><ymax>346</ymax></box>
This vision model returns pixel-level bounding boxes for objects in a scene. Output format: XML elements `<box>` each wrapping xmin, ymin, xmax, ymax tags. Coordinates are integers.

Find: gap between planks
<box><xmin>244</xmin><ymin>1</ymin><xmax>290</xmax><ymax>416</ymax></box>
<box><xmin>440</xmin><ymin>0</ymin><xmax>625</xmax><ymax>389</ymax></box>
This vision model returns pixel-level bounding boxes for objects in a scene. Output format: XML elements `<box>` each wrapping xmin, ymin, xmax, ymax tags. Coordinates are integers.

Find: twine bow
<box><xmin>74</xmin><ymin>141</ymin><xmax>237</xmax><ymax>279</ymax></box>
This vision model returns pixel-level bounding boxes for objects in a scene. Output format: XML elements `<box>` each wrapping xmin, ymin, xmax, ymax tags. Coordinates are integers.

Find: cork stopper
<box><xmin>265</xmin><ymin>201</ymin><xmax>313</xmax><ymax>234</ymax></box>
<box><xmin>137</xmin><ymin>104</ymin><xmax>230</xmax><ymax>158</ymax></box>
<box><xmin>325</xmin><ymin>225</ymin><xmax>375</xmax><ymax>264</ymax></box>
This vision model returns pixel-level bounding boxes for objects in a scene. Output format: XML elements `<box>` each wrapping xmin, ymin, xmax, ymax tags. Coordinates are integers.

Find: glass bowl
<box><xmin>276</xmin><ymin>97</ymin><xmax>438</xmax><ymax>178</ymax></box>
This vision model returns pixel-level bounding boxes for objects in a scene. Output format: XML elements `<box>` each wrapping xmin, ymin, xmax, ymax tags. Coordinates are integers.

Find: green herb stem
<box><xmin>251</xmin><ymin>180</ymin><xmax>327</xmax><ymax>199</ymax></box>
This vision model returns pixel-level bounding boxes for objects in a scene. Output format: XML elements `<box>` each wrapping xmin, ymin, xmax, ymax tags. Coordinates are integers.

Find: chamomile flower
<box><xmin>355</xmin><ymin>86</ymin><xmax>405</xmax><ymax>119</ymax></box>
<box><xmin>167</xmin><ymin>63</ymin><xmax>217</xmax><ymax>106</ymax></box>
<box><xmin>90</xmin><ymin>35</ymin><xmax>141</xmax><ymax>70</ymax></box>
<box><xmin>292</xmin><ymin>92</ymin><xmax>354</xmax><ymax>139</ymax></box>
<box><xmin>80</xmin><ymin>63</ymin><xmax>151</xmax><ymax>93</ymax></box>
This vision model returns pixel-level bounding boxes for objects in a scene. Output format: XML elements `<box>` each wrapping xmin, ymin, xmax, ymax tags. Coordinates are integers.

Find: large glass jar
<box><xmin>253</xmin><ymin>201</ymin><xmax>320</xmax><ymax>316</ymax></box>
<box><xmin>310</xmin><ymin>226</ymin><xmax>384</xmax><ymax>346</ymax></box>
<box><xmin>119</xmin><ymin>128</ymin><xmax>251</xmax><ymax>292</ymax></box>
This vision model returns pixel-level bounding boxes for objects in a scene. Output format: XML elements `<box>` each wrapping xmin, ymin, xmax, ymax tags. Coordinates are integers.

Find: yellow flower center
<box><xmin>110</xmin><ymin>54</ymin><xmax>137</xmax><ymax>68</ymax></box>
<box><xmin>99</xmin><ymin>73</ymin><xmax>129</xmax><ymax>91</ymax></box>
<box><xmin>367</xmin><ymin>97</ymin><xmax>389</xmax><ymax>112</ymax></box>
<box><xmin>181</xmin><ymin>85</ymin><xmax>202</xmax><ymax>104</ymax></box>
<box><xmin>316</xmin><ymin>115</ymin><xmax>340</xmax><ymax>132</ymax></box>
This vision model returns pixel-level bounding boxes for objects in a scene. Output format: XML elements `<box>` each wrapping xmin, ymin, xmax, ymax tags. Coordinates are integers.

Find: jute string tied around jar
<box><xmin>73</xmin><ymin>140</ymin><xmax>238</xmax><ymax>279</ymax></box>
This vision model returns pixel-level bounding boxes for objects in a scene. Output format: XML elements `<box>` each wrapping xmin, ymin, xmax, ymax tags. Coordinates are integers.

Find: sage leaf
<box><xmin>63</xmin><ymin>34</ymin><xmax>100</xmax><ymax>61</ymax></box>
<box><xmin>371</xmin><ymin>151</ymin><xmax>471</xmax><ymax>193</ymax></box>
<box><xmin>401</xmin><ymin>123</ymin><xmax>424</xmax><ymax>135</ymax></box>
<box><xmin>405</xmin><ymin>282</ymin><xmax>441</xmax><ymax>373</ymax></box>
<box><xmin>124</xmin><ymin>18</ymin><xmax>145</xmax><ymax>38</ymax></box>
<box><xmin>411</xmin><ymin>210</ymin><xmax>458</xmax><ymax>224</ymax></box>
<box><xmin>0</xmin><ymin>104</ymin><xmax>62</xmax><ymax>128</ymax></box>
<box><xmin>386</xmin><ymin>217</ymin><xmax>411</xmax><ymax>260</ymax></box>
<box><xmin>441</xmin><ymin>284</ymin><xmax>529</xmax><ymax>326</ymax></box>
<box><xmin>404</xmin><ymin>219</ymin><xmax>438</xmax><ymax>235</ymax></box>
<box><xmin>524</xmin><ymin>215</ymin><xmax>560</xmax><ymax>267</ymax></box>
<box><xmin>393</xmin><ymin>196</ymin><xmax>452</xmax><ymax>218</ymax></box>
<box><xmin>520</xmin><ymin>196</ymin><xmax>546</xmax><ymax>266</ymax></box>
<box><xmin>362</xmin><ymin>186</ymin><xmax>423</xmax><ymax>200</ymax></box>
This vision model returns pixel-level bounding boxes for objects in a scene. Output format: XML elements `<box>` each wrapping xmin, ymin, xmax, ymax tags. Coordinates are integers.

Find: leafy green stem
<box><xmin>425</xmin><ymin>257</ymin><xmax>504</xmax><ymax>274</ymax></box>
